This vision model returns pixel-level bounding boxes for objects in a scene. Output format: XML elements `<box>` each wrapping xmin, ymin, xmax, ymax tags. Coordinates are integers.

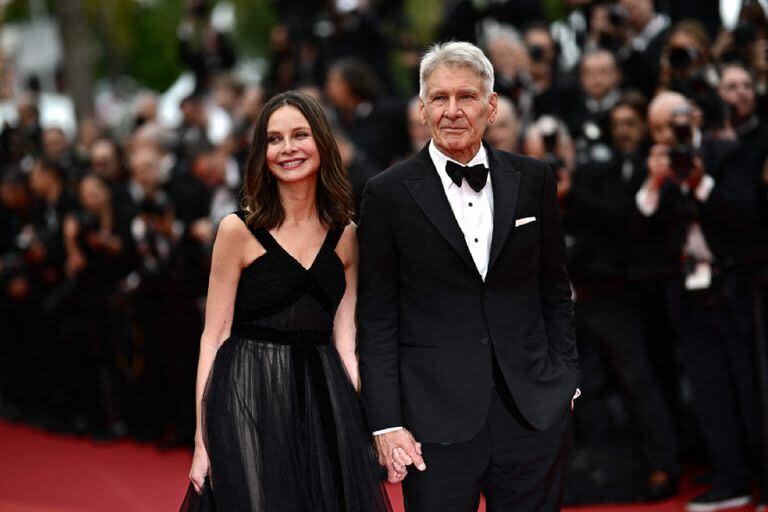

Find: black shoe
<box><xmin>685</xmin><ymin>488</ymin><xmax>752</xmax><ymax>512</ymax></box>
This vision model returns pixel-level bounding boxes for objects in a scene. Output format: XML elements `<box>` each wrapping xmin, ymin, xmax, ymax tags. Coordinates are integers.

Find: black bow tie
<box><xmin>445</xmin><ymin>161</ymin><xmax>489</xmax><ymax>192</ymax></box>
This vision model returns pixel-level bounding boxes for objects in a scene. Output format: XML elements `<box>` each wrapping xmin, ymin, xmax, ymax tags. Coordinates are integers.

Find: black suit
<box><xmin>358</xmin><ymin>143</ymin><xmax>579</xmax><ymax>510</ymax></box>
<box><xmin>647</xmin><ymin>137</ymin><xmax>763</xmax><ymax>491</ymax></box>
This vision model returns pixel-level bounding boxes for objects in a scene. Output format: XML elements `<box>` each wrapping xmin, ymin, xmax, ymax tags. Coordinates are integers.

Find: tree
<box><xmin>53</xmin><ymin>0</ymin><xmax>96</xmax><ymax>121</ymax></box>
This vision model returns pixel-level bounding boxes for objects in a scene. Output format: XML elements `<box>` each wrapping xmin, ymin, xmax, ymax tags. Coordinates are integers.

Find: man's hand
<box><xmin>647</xmin><ymin>144</ymin><xmax>673</xmax><ymax>189</ymax></box>
<box><xmin>374</xmin><ymin>429</ymin><xmax>426</xmax><ymax>483</ymax></box>
<box><xmin>685</xmin><ymin>156</ymin><xmax>705</xmax><ymax>190</ymax></box>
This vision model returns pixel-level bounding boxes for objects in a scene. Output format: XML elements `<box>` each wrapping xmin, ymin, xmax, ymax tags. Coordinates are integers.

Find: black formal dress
<box><xmin>181</xmin><ymin>210</ymin><xmax>390</xmax><ymax>512</ymax></box>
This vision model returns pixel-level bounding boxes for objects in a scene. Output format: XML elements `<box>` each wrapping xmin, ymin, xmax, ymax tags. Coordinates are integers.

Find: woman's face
<box><xmin>265</xmin><ymin>105</ymin><xmax>321</xmax><ymax>185</ymax></box>
<box><xmin>80</xmin><ymin>176</ymin><xmax>109</xmax><ymax>212</ymax></box>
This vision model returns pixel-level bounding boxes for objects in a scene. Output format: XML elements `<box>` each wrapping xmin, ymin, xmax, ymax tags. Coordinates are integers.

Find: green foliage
<box><xmin>81</xmin><ymin>0</ymin><xmax>185</xmax><ymax>91</ymax></box>
<box><xmin>77</xmin><ymin>0</ymin><xmax>276</xmax><ymax>91</ymax></box>
<box><xmin>3</xmin><ymin>1</ymin><xmax>31</xmax><ymax>23</ymax></box>
<box><xmin>229</xmin><ymin>0</ymin><xmax>276</xmax><ymax>57</ymax></box>
<box><xmin>405</xmin><ymin>0</ymin><xmax>442</xmax><ymax>46</ymax></box>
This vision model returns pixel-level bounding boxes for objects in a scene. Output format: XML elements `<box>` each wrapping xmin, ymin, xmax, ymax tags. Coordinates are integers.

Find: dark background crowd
<box><xmin>1</xmin><ymin>0</ymin><xmax>768</xmax><ymax>506</ymax></box>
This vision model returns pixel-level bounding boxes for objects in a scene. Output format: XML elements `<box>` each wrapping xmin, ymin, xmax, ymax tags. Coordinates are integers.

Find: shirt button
<box><xmin>474</xmin><ymin>238</ymin><xmax>479</xmax><ymax>243</ymax></box>
<box><xmin>480</xmin><ymin>337</ymin><xmax>489</xmax><ymax>346</ymax></box>
<box><xmin>468</xmin><ymin>202</ymin><xmax>473</xmax><ymax>207</ymax></box>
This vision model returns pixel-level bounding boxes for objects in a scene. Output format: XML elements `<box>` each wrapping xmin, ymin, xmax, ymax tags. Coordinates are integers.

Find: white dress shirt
<box><xmin>427</xmin><ymin>140</ymin><xmax>494</xmax><ymax>280</ymax></box>
<box><xmin>372</xmin><ymin>142</ymin><xmax>493</xmax><ymax>437</ymax></box>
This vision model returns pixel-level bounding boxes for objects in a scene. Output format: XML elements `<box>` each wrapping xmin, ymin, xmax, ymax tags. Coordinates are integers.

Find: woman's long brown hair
<box><xmin>241</xmin><ymin>91</ymin><xmax>353</xmax><ymax>230</ymax></box>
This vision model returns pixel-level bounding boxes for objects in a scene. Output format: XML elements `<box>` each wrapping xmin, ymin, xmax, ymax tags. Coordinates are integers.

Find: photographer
<box><xmin>660</xmin><ymin>20</ymin><xmax>716</xmax><ymax>100</ymax></box>
<box><xmin>60</xmin><ymin>174</ymin><xmax>132</xmax><ymax>437</ymax></box>
<box><xmin>177</xmin><ymin>0</ymin><xmax>236</xmax><ymax>92</ymax></box>
<box><xmin>718</xmin><ymin>63</ymin><xmax>768</xmax><ymax>224</ymax></box>
<box><xmin>485</xmin><ymin>95</ymin><xmax>521</xmax><ymax>154</ymax></box>
<box><xmin>0</xmin><ymin>171</ymin><xmax>35</xmax><ymax>419</ymax></box>
<box><xmin>615</xmin><ymin>0</ymin><xmax>671</xmax><ymax>98</ymax></box>
<box><xmin>569</xmin><ymin>48</ymin><xmax>623</xmax><ymax>165</ymax></box>
<box><xmin>636</xmin><ymin>91</ymin><xmax>764</xmax><ymax>510</ymax></box>
<box><xmin>523</xmin><ymin>22</ymin><xmax>578</xmax><ymax>118</ymax></box>
<box><xmin>565</xmin><ymin>90</ymin><xmax>680</xmax><ymax>499</ymax></box>
<box><xmin>522</xmin><ymin>114</ymin><xmax>575</xmax><ymax>202</ymax></box>
<box><xmin>483</xmin><ymin>24</ymin><xmax>535</xmax><ymax>129</ymax></box>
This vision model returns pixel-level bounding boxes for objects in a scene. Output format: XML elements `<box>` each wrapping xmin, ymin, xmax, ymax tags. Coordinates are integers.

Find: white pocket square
<box><xmin>515</xmin><ymin>216</ymin><xmax>536</xmax><ymax>227</ymax></box>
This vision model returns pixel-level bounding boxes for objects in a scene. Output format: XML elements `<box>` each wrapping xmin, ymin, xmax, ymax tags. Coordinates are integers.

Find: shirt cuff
<box><xmin>573</xmin><ymin>388</ymin><xmax>581</xmax><ymax>400</ymax></box>
<box><xmin>373</xmin><ymin>426</ymin><xmax>404</xmax><ymax>436</ymax></box>
<box><xmin>694</xmin><ymin>175</ymin><xmax>715</xmax><ymax>202</ymax></box>
<box><xmin>636</xmin><ymin>180</ymin><xmax>660</xmax><ymax>217</ymax></box>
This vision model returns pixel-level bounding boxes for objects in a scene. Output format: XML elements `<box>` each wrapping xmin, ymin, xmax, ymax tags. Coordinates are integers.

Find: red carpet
<box><xmin>0</xmin><ymin>421</ymin><xmax>754</xmax><ymax>511</ymax></box>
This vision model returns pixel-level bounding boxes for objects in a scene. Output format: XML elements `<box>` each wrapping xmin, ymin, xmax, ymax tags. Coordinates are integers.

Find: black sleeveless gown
<box><xmin>181</xmin><ymin>211</ymin><xmax>390</xmax><ymax>512</ymax></box>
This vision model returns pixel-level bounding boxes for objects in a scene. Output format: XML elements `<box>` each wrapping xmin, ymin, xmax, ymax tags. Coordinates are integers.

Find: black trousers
<box><xmin>670</xmin><ymin>273</ymin><xmax>757</xmax><ymax>490</ymax></box>
<box><xmin>402</xmin><ymin>384</ymin><xmax>572</xmax><ymax>512</ymax></box>
<box><xmin>575</xmin><ymin>287</ymin><xmax>679</xmax><ymax>474</ymax></box>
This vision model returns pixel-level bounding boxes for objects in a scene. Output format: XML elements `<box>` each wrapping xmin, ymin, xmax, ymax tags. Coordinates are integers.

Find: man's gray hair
<box><xmin>419</xmin><ymin>41</ymin><xmax>495</xmax><ymax>101</ymax></box>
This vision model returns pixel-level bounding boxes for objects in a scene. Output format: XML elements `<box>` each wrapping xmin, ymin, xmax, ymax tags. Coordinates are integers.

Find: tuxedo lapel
<box><xmin>488</xmin><ymin>146</ymin><xmax>520</xmax><ymax>271</ymax></box>
<box><xmin>404</xmin><ymin>147</ymin><xmax>479</xmax><ymax>277</ymax></box>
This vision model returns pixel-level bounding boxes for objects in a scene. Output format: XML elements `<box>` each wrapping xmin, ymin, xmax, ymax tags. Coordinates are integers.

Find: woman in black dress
<box><xmin>182</xmin><ymin>91</ymin><xmax>391</xmax><ymax>511</ymax></box>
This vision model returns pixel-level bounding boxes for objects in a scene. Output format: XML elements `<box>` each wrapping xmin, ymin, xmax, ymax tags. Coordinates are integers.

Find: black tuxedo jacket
<box><xmin>357</xmin><ymin>143</ymin><xmax>579</xmax><ymax>443</ymax></box>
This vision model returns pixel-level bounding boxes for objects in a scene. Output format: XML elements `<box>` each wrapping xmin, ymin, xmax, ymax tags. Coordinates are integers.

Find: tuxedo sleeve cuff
<box><xmin>373</xmin><ymin>426</ymin><xmax>404</xmax><ymax>436</ymax></box>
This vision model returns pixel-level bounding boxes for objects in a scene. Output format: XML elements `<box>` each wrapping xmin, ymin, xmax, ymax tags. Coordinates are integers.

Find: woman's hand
<box><xmin>189</xmin><ymin>444</ymin><xmax>210</xmax><ymax>494</ymax></box>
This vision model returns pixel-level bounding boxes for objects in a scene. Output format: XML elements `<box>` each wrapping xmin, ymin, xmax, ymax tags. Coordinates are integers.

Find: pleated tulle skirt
<box><xmin>180</xmin><ymin>335</ymin><xmax>391</xmax><ymax>512</ymax></box>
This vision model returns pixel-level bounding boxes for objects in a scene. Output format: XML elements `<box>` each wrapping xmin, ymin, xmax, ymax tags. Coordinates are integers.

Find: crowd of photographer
<box><xmin>1</xmin><ymin>0</ymin><xmax>768</xmax><ymax>508</ymax></box>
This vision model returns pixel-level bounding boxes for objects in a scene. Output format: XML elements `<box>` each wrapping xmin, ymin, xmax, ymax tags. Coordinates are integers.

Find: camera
<box><xmin>529</xmin><ymin>45</ymin><xmax>546</xmax><ymax>63</ymax></box>
<box><xmin>668</xmin><ymin>112</ymin><xmax>696</xmax><ymax>181</ymax></box>
<box><xmin>667</xmin><ymin>46</ymin><xmax>699</xmax><ymax>70</ymax></box>
<box><xmin>607</xmin><ymin>4</ymin><xmax>627</xmax><ymax>28</ymax></box>
<box><xmin>539</xmin><ymin>116</ymin><xmax>566</xmax><ymax>174</ymax></box>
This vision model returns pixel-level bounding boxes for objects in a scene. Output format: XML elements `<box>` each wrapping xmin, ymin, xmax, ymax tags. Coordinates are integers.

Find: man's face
<box><xmin>718</xmin><ymin>67</ymin><xmax>756</xmax><ymax>121</ymax></box>
<box><xmin>90</xmin><ymin>141</ymin><xmax>119</xmax><ymax>180</ymax></box>
<box><xmin>420</xmin><ymin>64</ymin><xmax>497</xmax><ymax>162</ymax></box>
<box><xmin>486</xmin><ymin>37</ymin><xmax>527</xmax><ymax>80</ymax></box>
<box><xmin>485</xmin><ymin>100</ymin><xmax>518</xmax><ymax>153</ymax></box>
<box><xmin>581</xmin><ymin>52</ymin><xmax>619</xmax><ymax>101</ymax></box>
<box><xmin>131</xmin><ymin>150</ymin><xmax>160</xmax><ymax>191</ymax></box>
<box><xmin>619</xmin><ymin>0</ymin><xmax>654</xmax><ymax>31</ymax></box>
<box><xmin>648</xmin><ymin>97</ymin><xmax>692</xmax><ymax>146</ymax></box>
<box><xmin>43</xmin><ymin>128</ymin><xmax>68</xmax><ymax>159</ymax></box>
<box><xmin>611</xmin><ymin>105</ymin><xmax>646</xmax><ymax>154</ymax></box>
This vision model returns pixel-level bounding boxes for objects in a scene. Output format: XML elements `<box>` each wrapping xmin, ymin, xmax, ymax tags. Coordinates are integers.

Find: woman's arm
<box><xmin>189</xmin><ymin>213</ymin><xmax>253</xmax><ymax>491</ymax></box>
<box><xmin>332</xmin><ymin>223</ymin><xmax>360</xmax><ymax>391</ymax></box>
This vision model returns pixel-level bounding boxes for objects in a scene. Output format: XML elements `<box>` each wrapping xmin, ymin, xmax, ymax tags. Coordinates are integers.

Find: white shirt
<box><xmin>428</xmin><ymin>140</ymin><xmax>494</xmax><ymax>280</ymax></box>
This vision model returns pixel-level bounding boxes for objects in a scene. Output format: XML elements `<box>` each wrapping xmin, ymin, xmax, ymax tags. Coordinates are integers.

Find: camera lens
<box><xmin>529</xmin><ymin>45</ymin><xmax>545</xmax><ymax>63</ymax></box>
<box><xmin>668</xmin><ymin>47</ymin><xmax>697</xmax><ymax>70</ymax></box>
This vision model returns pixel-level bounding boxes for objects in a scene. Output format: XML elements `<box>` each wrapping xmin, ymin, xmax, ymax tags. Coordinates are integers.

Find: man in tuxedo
<box><xmin>357</xmin><ymin>41</ymin><xmax>579</xmax><ymax>511</ymax></box>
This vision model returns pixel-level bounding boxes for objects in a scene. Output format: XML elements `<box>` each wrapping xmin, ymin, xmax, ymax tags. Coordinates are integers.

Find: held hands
<box><xmin>374</xmin><ymin>429</ymin><xmax>426</xmax><ymax>483</ymax></box>
<box><xmin>189</xmin><ymin>444</ymin><xmax>210</xmax><ymax>494</ymax></box>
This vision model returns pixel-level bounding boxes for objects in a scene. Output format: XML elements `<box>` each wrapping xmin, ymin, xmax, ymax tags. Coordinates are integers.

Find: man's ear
<box><xmin>419</xmin><ymin>97</ymin><xmax>427</xmax><ymax>125</ymax></box>
<box><xmin>487</xmin><ymin>92</ymin><xmax>499</xmax><ymax>125</ymax></box>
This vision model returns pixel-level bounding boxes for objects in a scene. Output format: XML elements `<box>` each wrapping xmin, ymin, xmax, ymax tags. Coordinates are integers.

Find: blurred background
<box><xmin>1</xmin><ymin>0</ymin><xmax>768</xmax><ymax>509</ymax></box>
